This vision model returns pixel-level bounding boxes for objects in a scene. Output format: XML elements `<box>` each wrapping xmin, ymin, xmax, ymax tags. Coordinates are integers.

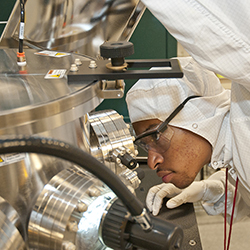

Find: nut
<box><xmin>76</xmin><ymin>200</ymin><xmax>88</xmax><ymax>213</ymax></box>
<box><xmin>67</xmin><ymin>221</ymin><xmax>79</xmax><ymax>233</ymax></box>
<box><xmin>70</xmin><ymin>64</ymin><xmax>78</xmax><ymax>72</ymax></box>
<box><xmin>89</xmin><ymin>60</ymin><xmax>97</xmax><ymax>69</ymax></box>
<box><xmin>74</xmin><ymin>58</ymin><xmax>82</xmax><ymax>66</ymax></box>
<box><xmin>62</xmin><ymin>241</ymin><xmax>76</xmax><ymax>250</ymax></box>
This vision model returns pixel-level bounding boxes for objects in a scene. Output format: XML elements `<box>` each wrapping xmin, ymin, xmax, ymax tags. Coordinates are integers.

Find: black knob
<box><xmin>100</xmin><ymin>41</ymin><xmax>134</xmax><ymax>66</ymax></box>
<box><xmin>101</xmin><ymin>199</ymin><xmax>184</xmax><ymax>250</ymax></box>
<box><xmin>118</xmin><ymin>152</ymin><xmax>137</xmax><ymax>170</ymax></box>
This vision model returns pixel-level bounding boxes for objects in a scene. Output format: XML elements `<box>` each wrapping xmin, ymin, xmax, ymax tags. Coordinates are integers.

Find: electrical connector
<box><xmin>17</xmin><ymin>52</ymin><xmax>26</xmax><ymax>66</ymax></box>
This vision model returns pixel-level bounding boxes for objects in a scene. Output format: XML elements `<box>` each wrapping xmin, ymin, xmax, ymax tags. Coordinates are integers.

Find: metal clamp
<box><xmin>134</xmin><ymin>208</ymin><xmax>152</xmax><ymax>231</ymax></box>
<box><xmin>97</xmin><ymin>79</ymin><xmax>125</xmax><ymax>99</ymax></box>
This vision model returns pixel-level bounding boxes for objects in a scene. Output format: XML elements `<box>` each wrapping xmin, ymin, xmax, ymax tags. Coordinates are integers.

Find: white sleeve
<box><xmin>141</xmin><ymin>0</ymin><xmax>250</xmax><ymax>215</ymax></box>
<box><xmin>201</xmin><ymin>170</ymin><xmax>250</xmax><ymax>223</ymax></box>
<box><xmin>141</xmin><ymin>0</ymin><xmax>250</xmax><ymax>88</ymax></box>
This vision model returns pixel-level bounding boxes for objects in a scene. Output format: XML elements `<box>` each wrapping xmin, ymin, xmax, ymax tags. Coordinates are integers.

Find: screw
<box><xmin>88</xmin><ymin>187</ymin><xmax>101</xmax><ymax>197</ymax></box>
<box><xmin>62</xmin><ymin>241</ymin><xmax>76</xmax><ymax>250</ymax></box>
<box><xmin>89</xmin><ymin>60</ymin><xmax>97</xmax><ymax>69</ymax></box>
<box><xmin>70</xmin><ymin>64</ymin><xmax>78</xmax><ymax>72</ymax></box>
<box><xmin>74</xmin><ymin>58</ymin><xmax>82</xmax><ymax>66</ymax></box>
<box><xmin>67</xmin><ymin>221</ymin><xmax>79</xmax><ymax>233</ymax></box>
<box><xmin>76</xmin><ymin>200</ymin><xmax>88</xmax><ymax>213</ymax></box>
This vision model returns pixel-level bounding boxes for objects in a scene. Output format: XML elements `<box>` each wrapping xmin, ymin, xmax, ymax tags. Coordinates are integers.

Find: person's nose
<box><xmin>147</xmin><ymin>150</ymin><xmax>164</xmax><ymax>170</ymax></box>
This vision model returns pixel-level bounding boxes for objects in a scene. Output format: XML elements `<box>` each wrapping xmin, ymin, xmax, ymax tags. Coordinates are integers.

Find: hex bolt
<box><xmin>74</xmin><ymin>58</ymin><xmax>82</xmax><ymax>66</ymax></box>
<box><xmin>88</xmin><ymin>187</ymin><xmax>101</xmax><ymax>197</ymax></box>
<box><xmin>76</xmin><ymin>200</ymin><xmax>88</xmax><ymax>213</ymax></box>
<box><xmin>62</xmin><ymin>241</ymin><xmax>76</xmax><ymax>250</ymax></box>
<box><xmin>70</xmin><ymin>64</ymin><xmax>78</xmax><ymax>72</ymax></box>
<box><xmin>67</xmin><ymin>221</ymin><xmax>79</xmax><ymax>233</ymax></box>
<box><xmin>89</xmin><ymin>60</ymin><xmax>97</xmax><ymax>69</ymax></box>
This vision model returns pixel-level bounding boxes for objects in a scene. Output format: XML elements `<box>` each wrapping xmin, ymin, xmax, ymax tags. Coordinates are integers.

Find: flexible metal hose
<box><xmin>0</xmin><ymin>136</ymin><xmax>145</xmax><ymax>216</ymax></box>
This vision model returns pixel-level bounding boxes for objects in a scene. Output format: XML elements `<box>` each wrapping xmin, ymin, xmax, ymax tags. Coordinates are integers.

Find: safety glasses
<box><xmin>134</xmin><ymin>95</ymin><xmax>200</xmax><ymax>154</ymax></box>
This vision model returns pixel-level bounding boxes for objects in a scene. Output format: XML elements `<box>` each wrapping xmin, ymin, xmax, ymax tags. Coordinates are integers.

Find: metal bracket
<box><xmin>67</xmin><ymin>58</ymin><xmax>183</xmax><ymax>83</ymax></box>
<box><xmin>97</xmin><ymin>80</ymin><xmax>125</xmax><ymax>99</ymax></box>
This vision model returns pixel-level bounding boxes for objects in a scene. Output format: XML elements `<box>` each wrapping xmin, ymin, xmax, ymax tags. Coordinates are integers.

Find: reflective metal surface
<box><xmin>84</xmin><ymin>109</ymin><xmax>136</xmax><ymax>172</ymax></box>
<box><xmin>28</xmin><ymin>165</ymin><xmax>115</xmax><ymax>250</ymax></box>
<box><xmin>0</xmin><ymin>48</ymin><xmax>102</xmax><ymax>135</ymax></box>
<box><xmin>1</xmin><ymin>0</ymin><xmax>145</xmax><ymax>58</ymax></box>
<box><xmin>0</xmin><ymin>210</ymin><xmax>26</xmax><ymax>250</ymax></box>
<box><xmin>0</xmin><ymin>197</ymin><xmax>26</xmax><ymax>250</ymax></box>
<box><xmin>0</xmin><ymin>46</ymin><xmax>139</xmax><ymax>247</ymax></box>
<box><xmin>0</xmin><ymin>1</ymin><xmax>146</xmax><ymax>249</ymax></box>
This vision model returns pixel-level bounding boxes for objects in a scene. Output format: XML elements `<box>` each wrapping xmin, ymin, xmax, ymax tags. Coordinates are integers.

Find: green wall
<box><xmin>0</xmin><ymin>0</ymin><xmax>16</xmax><ymax>39</ymax></box>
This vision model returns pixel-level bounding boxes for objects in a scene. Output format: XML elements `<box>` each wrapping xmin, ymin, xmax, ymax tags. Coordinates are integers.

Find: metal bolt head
<box><xmin>76</xmin><ymin>200</ymin><xmax>88</xmax><ymax>213</ymax></box>
<box><xmin>89</xmin><ymin>60</ymin><xmax>97</xmax><ymax>69</ymax></box>
<box><xmin>62</xmin><ymin>241</ymin><xmax>76</xmax><ymax>250</ymax></box>
<box><xmin>70</xmin><ymin>64</ymin><xmax>78</xmax><ymax>72</ymax></box>
<box><xmin>88</xmin><ymin>187</ymin><xmax>101</xmax><ymax>197</ymax></box>
<box><xmin>74</xmin><ymin>58</ymin><xmax>82</xmax><ymax>66</ymax></box>
<box><xmin>67</xmin><ymin>221</ymin><xmax>79</xmax><ymax>233</ymax></box>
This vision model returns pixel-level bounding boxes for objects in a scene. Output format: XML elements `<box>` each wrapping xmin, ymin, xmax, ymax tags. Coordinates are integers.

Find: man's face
<box><xmin>133</xmin><ymin>119</ymin><xmax>212</xmax><ymax>189</ymax></box>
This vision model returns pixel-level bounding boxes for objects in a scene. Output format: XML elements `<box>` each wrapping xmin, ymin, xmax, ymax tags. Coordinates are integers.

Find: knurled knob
<box><xmin>100</xmin><ymin>41</ymin><xmax>134</xmax><ymax>66</ymax></box>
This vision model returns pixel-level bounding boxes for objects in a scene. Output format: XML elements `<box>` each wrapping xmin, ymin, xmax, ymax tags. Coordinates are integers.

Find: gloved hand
<box><xmin>146</xmin><ymin>174</ymin><xmax>225</xmax><ymax>216</ymax></box>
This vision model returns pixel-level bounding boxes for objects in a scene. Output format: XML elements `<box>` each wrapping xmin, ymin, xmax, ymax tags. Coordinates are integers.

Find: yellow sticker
<box><xmin>45</xmin><ymin>69</ymin><xmax>67</xmax><ymax>79</ymax></box>
<box><xmin>35</xmin><ymin>50</ymin><xmax>70</xmax><ymax>58</ymax></box>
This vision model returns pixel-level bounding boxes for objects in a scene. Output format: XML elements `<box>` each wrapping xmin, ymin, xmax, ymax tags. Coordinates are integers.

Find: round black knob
<box><xmin>100</xmin><ymin>41</ymin><xmax>134</xmax><ymax>66</ymax></box>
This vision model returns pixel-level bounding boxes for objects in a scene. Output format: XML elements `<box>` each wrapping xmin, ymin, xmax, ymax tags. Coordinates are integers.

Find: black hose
<box><xmin>0</xmin><ymin>136</ymin><xmax>144</xmax><ymax>216</ymax></box>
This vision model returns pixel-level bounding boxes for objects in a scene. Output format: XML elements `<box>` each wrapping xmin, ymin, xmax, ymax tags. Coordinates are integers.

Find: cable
<box><xmin>19</xmin><ymin>0</ymin><xmax>25</xmax><ymax>53</ymax></box>
<box><xmin>227</xmin><ymin>177</ymin><xmax>239</xmax><ymax>250</ymax></box>
<box><xmin>0</xmin><ymin>136</ymin><xmax>145</xmax><ymax>217</ymax></box>
<box><xmin>224</xmin><ymin>168</ymin><xmax>239</xmax><ymax>250</ymax></box>
<box><xmin>17</xmin><ymin>0</ymin><xmax>26</xmax><ymax>66</ymax></box>
<box><xmin>224</xmin><ymin>168</ymin><xmax>228</xmax><ymax>250</ymax></box>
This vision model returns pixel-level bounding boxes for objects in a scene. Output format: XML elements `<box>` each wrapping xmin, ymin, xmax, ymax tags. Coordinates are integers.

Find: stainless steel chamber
<box><xmin>0</xmin><ymin>0</ymin><xmax>144</xmax><ymax>248</ymax></box>
<box><xmin>0</xmin><ymin>48</ymin><xmax>140</xmax><ymax>250</ymax></box>
<box><xmin>0</xmin><ymin>1</ymin><xmax>184</xmax><ymax>249</ymax></box>
<box><xmin>1</xmin><ymin>0</ymin><xmax>145</xmax><ymax>58</ymax></box>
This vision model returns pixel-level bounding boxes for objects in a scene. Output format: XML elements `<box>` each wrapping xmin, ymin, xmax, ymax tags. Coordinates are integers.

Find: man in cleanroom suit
<box><xmin>126</xmin><ymin>0</ymin><xmax>250</xmax><ymax>223</ymax></box>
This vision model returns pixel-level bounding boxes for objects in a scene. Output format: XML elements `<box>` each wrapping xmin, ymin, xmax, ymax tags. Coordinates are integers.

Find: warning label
<box><xmin>0</xmin><ymin>153</ymin><xmax>26</xmax><ymax>167</ymax></box>
<box><xmin>45</xmin><ymin>69</ymin><xmax>67</xmax><ymax>79</ymax></box>
<box><xmin>35</xmin><ymin>50</ymin><xmax>70</xmax><ymax>58</ymax></box>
